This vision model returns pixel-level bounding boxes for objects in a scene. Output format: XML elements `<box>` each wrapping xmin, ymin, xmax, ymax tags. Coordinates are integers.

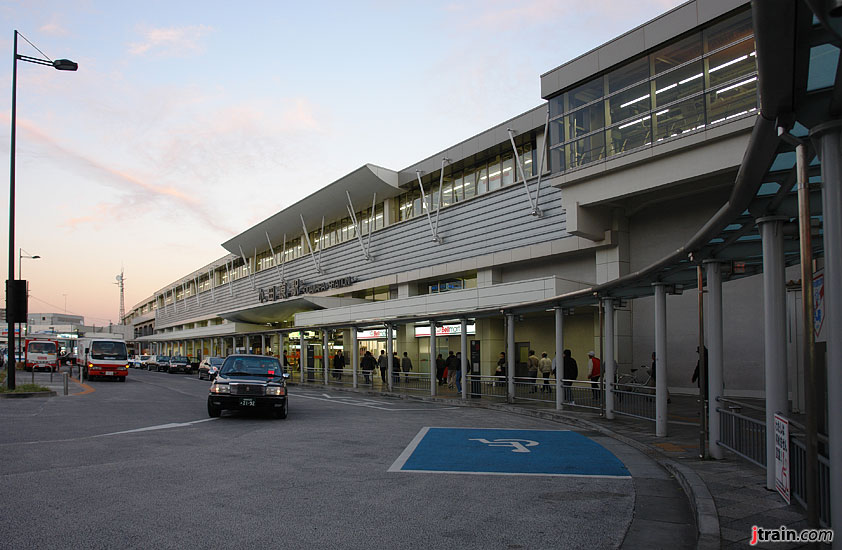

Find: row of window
<box><xmin>548</xmin><ymin>8</ymin><xmax>757</xmax><ymax>171</ymax></box>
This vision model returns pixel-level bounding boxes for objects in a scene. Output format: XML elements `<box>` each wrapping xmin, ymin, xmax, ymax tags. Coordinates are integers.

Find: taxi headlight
<box><xmin>210</xmin><ymin>383</ymin><xmax>230</xmax><ymax>394</ymax></box>
<box><xmin>265</xmin><ymin>386</ymin><xmax>284</xmax><ymax>396</ymax></box>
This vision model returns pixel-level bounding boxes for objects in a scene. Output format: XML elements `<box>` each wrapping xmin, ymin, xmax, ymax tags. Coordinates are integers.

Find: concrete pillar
<box><xmin>758</xmin><ymin>216</ymin><xmax>789</xmax><ymax>489</ymax></box>
<box><xmin>705</xmin><ymin>262</ymin><xmax>725</xmax><ymax>458</ymax></box>
<box><xmin>506</xmin><ymin>314</ymin><xmax>515</xmax><ymax>402</ymax></box>
<box><xmin>261</xmin><ymin>334</ymin><xmax>266</xmax><ymax>355</ymax></box>
<box><xmin>351</xmin><ymin>328</ymin><xmax>358</xmax><ymax>389</ymax></box>
<box><xmin>460</xmin><ymin>318</ymin><xmax>468</xmax><ymax>400</ymax></box>
<box><xmin>430</xmin><ymin>320</ymin><xmax>437</xmax><ymax>397</ymax></box>
<box><xmin>386</xmin><ymin>324</ymin><xmax>394</xmax><ymax>392</ymax></box>
<box><xmin>323</xmin><ymin>330</ymin><xmax>329</xmax><ymax>384</ymax></box>
<box><xmin>245</xmin><ymin>335</ymin><xmax>250</xmax><ymax>354</ymax></box>
<box><xmin>811</xmin><ymin>121</ymin><xmax>842</xmax><ymax>536</ymax></box>
<box><xmin>603</xmin><ymin>298</ymin><xmax>616</xmax><ymax>420</ymax></box>
<box><xmin>654</xmin><ymin>283</ymin><xmax>668</xmax><ymax>437</ymax></box>
<box><xmin>300</xmin><ymin>331</ymin><xmax>307</xmax><ymax>384</ymax></box>
<box><xmin>554</xmin><ymin>307</ymin><xmax>563</xmax><ymax>411</ymax></box>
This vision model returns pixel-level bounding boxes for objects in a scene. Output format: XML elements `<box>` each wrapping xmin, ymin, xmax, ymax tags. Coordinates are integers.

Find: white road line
<box><xmin>94</xmin><ymin>418</ymin><xmax>217</xmax><ymax>437</ymax></box>
<box><xmin>294</xmin><ymin>393</ymin><xmax>459</xmax><ymax>411</ymax></box>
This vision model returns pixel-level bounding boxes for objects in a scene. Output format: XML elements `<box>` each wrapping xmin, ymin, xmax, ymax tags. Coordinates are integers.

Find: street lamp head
<box><xmin>52</xmin><ymin>59</ymin><xmax>78</xmax><ymax>71</ymax></box>
<box><xmin>31</xmin><ymin>255</ymin><xmax>40</xmax><ymax>259</ymax></box>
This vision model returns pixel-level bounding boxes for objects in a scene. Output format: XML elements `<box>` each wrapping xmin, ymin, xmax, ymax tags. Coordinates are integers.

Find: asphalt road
<box><xmin>0</xmin><ymin>369</ymin><xmax>637</xmax><ymax>549</ymax></box>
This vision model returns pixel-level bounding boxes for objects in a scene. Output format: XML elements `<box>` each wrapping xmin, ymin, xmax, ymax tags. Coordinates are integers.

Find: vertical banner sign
<box><xmin>774</xmin><ymin>413</ymin><xmax>790</xmax><ymax>504</ymax></box>
<box><xmin>813</xmin><ymin>271</ymin><xmax>824</xmax><ymax>339</ymax></box>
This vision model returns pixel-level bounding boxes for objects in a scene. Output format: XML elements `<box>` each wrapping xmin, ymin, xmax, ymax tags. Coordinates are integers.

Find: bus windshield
<box><xmin>90</xmin><ymin>341</ymin><xmax>128</xmax><ymax>361</ymax></box>
<box><xmin>28</xmin><ymin>342</ymin><xmax>57</xmax><ymax>354</ymax></box>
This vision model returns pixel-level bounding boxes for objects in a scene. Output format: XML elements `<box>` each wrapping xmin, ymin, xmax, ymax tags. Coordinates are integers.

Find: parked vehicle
<box><xmin>168</xmin><ymin>355</ymin><xmax>192</xmax><ymax>374</ymax></box>
<box><xmin>148</xmin><ymin>355</ymin><xmax>170</xmax><ymax>372</ymax></box>
<box><xmin>207</xmin><ymin>355</ymin><xmax>289</xmax><ymax>419</ymax></box>
<box><xmin>198</xmin><ymin>357</ymin><xmax>224</xmax><ymax>380</ymax></box>
<box><xmin>25</xmin><ymin>338</ymin><xmax>59</xmax><ymax>372</ymax></box>
<box><xmin>77</xmin><ymin>338</ymin><xmax>128</xmax><ymax>381</ymax></box>
<box><xmin>128</xmin><ymin>355</ymin><xmax>149</xmax><ymax>368</ymax></box>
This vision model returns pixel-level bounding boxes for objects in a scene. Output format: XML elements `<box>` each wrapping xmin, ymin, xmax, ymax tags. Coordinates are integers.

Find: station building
<box><xmin>126</xmin><ymin>0</ymin><xmax>765</xmax><ymax>392</ymax></box>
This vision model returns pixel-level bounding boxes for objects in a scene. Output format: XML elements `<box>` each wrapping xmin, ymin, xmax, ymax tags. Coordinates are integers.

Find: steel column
<box><xmin>430</xmin><ymin>320</ymin><xmax>437</xmax><ymax>396</ymax></box>
<box><xmin>603</xmin><ymin>299</ymin><xmax>616</xmax><ymax>420</ymax></box>
<box><xmin>554</xmin><ymin>307</ymin><xmax>563</xmax><ymax>411</ymax></box>
<box><xmin>351</xmin><ymin>328</ymin><xmax>358</xmax><ymax>389</ymax></box>
<box><xmin>506</xmin><ymin>314</ymin><xmax>515</xmax><ymax>402</ymax></box>
<box><xmin>705</xmin><ymin>262</ymin><xmax>724</xmax><ymax>458</ymax></box>
<box><xmin>758</xmin><ymin>216</ymin><xmax>789</xmax><ymax>490</ymax></box>
<box><xmin>460</xmin><ymin>318</ymin><xmax>467</xmax><ymax>400</ymax></box>
<box><xmin>323</xmin><ymin>330</ymin><xmax>329</xmax><ymax>384</ymax></box>
<box><xmin>300</xmin><ymin>332</ymin><xmax>307</xmax><ymax>384</ymax></box>
<box><xmin>654</xmin><ymin>283</ymin><xmax>668</xmax><ymax>437</ymax></box>
<box><xmin>811</xmin><ymin>121</ymin><xmax>842</xmax><ymax>535</ymax></box>
<box><xmin>386</xmin><ymin>324</ymin><xmax>393</xmax><ymax>392</ymax></box>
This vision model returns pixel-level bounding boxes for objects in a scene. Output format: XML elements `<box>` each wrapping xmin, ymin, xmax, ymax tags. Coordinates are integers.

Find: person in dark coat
<box><xmin>401</xmin><ymin>352</ymin><xmax>413</xmax><ymax>383</ymax></box>
<box><xmin>435</xmin><ymin>353</ymin><xmax>445</xmax><ymax>386</ymax></box>
<box><xmin>360</xmin><ymin>350</ymin><xmax>376</xmax><ymax>385</ymax></box>
<box><xmin>378</xmin><ymin>350</ymin><xmax>389</xmax><ymax>384</ymax></box>
<box><xmin>445</xmin><ymin>351</ymin><xmax>460</xmax><ymax>391</ymax></box>
<box><xmin>691</xmin><ymin>346</ymin><xmax>709</xmax><ymax>401</ymax></box>
<box><xmin>562</xmin><ymin>349</ymin><xmax>578</xmax><ymax>404</ymax></box>
<box><xmin>333</xmin><ymin>350</ymin><xmax>345</xmax><ymax>381</ymax></box>
<box><xmin>392</xmin><ymin>351</ymin><xmax>401</xmax><ymax>385</ymax></box>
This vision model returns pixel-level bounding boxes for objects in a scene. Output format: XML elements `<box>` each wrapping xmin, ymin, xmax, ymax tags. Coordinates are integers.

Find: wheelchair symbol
<box><xmin>469</xmin><ymin>438</ymin><xmax>540</xmax><ymax>453</ymax></box>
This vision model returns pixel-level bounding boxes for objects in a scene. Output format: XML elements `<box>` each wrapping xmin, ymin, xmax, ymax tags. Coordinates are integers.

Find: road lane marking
<box><xmin>294</xmin><ymin>392</ymin><xmax>459</xmax><ymax>411</ymax></box>
<box><xmin>95</xmin><ymin>418</ymin><xmax>217</xmax><ymax>437</ymax></box>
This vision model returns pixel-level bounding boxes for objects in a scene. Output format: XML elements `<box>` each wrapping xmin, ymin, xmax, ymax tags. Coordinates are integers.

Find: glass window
<box><xmin>608</xmin><ymin>82</ymin><xmax>650</xmax><ymax>125</ymax></box>
<box><xmin>607</xmin><ymin>57</ymin><xmax>649</xmax><ymax>93</ymax></box>
<box><xmin>487</xmin><ymin>157</ymin><xmax>502</xmax><ymax>191</ymax></box>
<box><xmin>654</xmin><ymin>96</ymin><xmax>706</xmax><ymax>141</ymax></box>
<box><xmin>707</xmin><ymin>76</ymin><xmax>758</xmax><ymax>125</ymax></box>
<box><xmin>607</xmin><ymin>114</ymin><xmax>651</xmax><ymax>156</ymax></box>
<box><xmin>653</xmin><ymin>59</ymin><xmax>704</xmax><ymax>107</ymax></box>
<box><xmin>566</xmin><ymin>76</ymin><xmax>604</xmax><ymax>110</ymax></box>
<box><xmin>566</xmin><ymin>131</ymin><xmax>605</xmax><ymax>168</ymax></box>
<box><xmin>463</xmin><ymin>171</ymin><xmax>476</xmax><ymax>200</ymax></box>
<box><xmin>550</xmin><ymin>146</ymin><xmax>565</xmax><ymax>173</ymax></box>
<box><xmin>521</xmin><ymin>144</ymin><xmax>534</xmax><ymax>178</ymax></box>
<box><xmin>441</xmin><ymin>182</ymin><xmax>453</xmax><ymax>207</ymax></box>
<box><xmin>451</xmin><ymin>174</ymin><xmax>463</xmax><ymax>202</ymax></box>
<box><xmin>652</xmin><ymin>33</ymin><xmax>703</xmax><ymax>75</ymax></box>
<box><xmin>707</xmin><ymin>40</ymin><xmax>756</xmax><ymax>89</ymax></box>
<box><xmin>704</xmin><ymin>8</ymin><xmax>753</xmax><ymax>53</ymax></box>
<box><xmin>549</xmin><ymin>95</ymin><xmax>565</xmax><ymax>118</ymax></box>
<box><xmin>502</xmin><ymin>154</ymin><xmax>514</xmax><ymax>186</ymax></box>
<box><xmin>565</xmin><ymin>102</ymin><xmax>605</xmax><ymax>141</ymax></box>
<box><xmin>477</xmin><ymin>165</ymin><xmax>489</xmax><ymax>195</ymax></box>
<box><xmin>550</xmin><ymin>118</ymin><xmax>565</xmax><ymax>148</ymax></box>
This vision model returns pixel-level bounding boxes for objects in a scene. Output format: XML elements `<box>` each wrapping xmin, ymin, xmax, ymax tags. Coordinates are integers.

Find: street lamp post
<box><xmin>6</xmin><ymin>31</ymin><xmax>76</xmax><ymax>389</ymax></box>
<box><xmin>17</xmin><ymin>248</ymin><xmax>40</xmax><ymax>353</ymax></box>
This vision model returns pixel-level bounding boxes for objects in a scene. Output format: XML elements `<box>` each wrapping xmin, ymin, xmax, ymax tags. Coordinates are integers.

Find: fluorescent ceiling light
<box><xmin>502</xmin><ymin>167</ymin><xmax>512</xmax><ymax>172</ymax></box>
<box><xmin>655</xmin><ymin>109</ymin><xmax>669</xmax><ymax>116</ymax></box>
<box><xmin>489</xmin><ymin>170</ymin><xmax>501</xmax><ymax>177</ymax></box>
<box><xmin>618</xmin><ymin>117</ymin><xmax>647</xmax><ymax>129</ymax></box>
<box><xmin>678</xmin><ymin>73</ymin><xmax>703</xmax><ymax>85</ymax></box>
<box><xmin>716</xmin><ymin>76</ymin><xmax>757</xmax><ymax>94</ymax></box>
<box><xmin>709</xmin><ymin>55</ymin><xmax>748</xmax><ymax>73</ymax></box>
<box><xmin>524</xmin><ymin>158</ymin><xmax>533</xmax><ymax>164</ymax></box>
<box><xmin>619</xmin><ymin>94</ymin><xmax>650</xmax><ymax>108</ymax></box>
<box><xmin>655</xmin><ymin>83</ymin><xmax>677</xmax><ymax>94</ymax></box>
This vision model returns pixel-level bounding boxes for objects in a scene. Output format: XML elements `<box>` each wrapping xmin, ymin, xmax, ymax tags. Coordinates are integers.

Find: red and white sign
<box><xmin>774</xmin><ymin>413</ymin><xmax>790</xmax><ymax>504</ymax></box>
<box><xmin>356</xmin><ymin>329</ymin><xmax>397</xmax><ymax>340</ymax></box>
<box><xmin>414</xmin><ymin>324</ymin><xmax>476</xmax><ymax>338</ymax></box>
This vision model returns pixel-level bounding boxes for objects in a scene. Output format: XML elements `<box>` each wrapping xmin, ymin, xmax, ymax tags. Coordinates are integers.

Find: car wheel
<box><xmin>207</xmin><ymin>403</ymin><xmax>221</xmax><ymax>418</ymax></box>
<box><xmin>273</xmin><ymin>400</ymin><xmax>288</xmax><ymax>419</ymax></box>
<box><xmin>120</xmin><ymin>377</ymin><xmax>126</xmax><ymax>382</ymax></box>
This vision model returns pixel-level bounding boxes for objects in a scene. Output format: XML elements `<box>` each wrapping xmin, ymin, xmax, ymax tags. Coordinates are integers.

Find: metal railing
<box><xmin>716</xmin><ymin>398</ymin><xmax>767</xmax><ymax>468</ymax></box>
<box><xmin>512</xmin><ymin>376</ymin><xmax>556</xmax><ymax>404</ymax></box>
<box><xmin>390</xmin><ymin>371</ymin><xmax>430</xmax><ymax>394</ymax></box>
<box><xmin>612</xmin><ymin>383</ymin><xmax>655</xmax><ymax>420</ymax></box>
<box><xmin>789</xmin><ymin>425</ymin><xmax>831</xmax><ymax>528</ymax></box>
<box><xmin>464</xmin><ymin>374</ymin><xmax>507</xmax><ymax>400</ymax></box>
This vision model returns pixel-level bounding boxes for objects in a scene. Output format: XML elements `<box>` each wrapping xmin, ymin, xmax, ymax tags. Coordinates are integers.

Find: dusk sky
<box><xmin>1</xmin><ymin>0</ymin><xmax>683</xmax><ymax>325</ymax></box>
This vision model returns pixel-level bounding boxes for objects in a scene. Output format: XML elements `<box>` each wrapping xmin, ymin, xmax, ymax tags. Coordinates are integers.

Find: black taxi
<box><xmin>207</xmin><ymin>354</ymin><xmax>289</xmax><ymax>419</ymax></box>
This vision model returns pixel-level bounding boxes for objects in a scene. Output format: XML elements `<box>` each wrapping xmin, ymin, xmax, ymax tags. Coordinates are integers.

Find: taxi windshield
<box><xmin>221</xmin><ymin>356</ymin><xmax>281</xmax><ymax>376</ymax></box>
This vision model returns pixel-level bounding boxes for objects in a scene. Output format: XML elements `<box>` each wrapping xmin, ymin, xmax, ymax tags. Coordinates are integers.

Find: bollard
<box><xmin>31</xmin><ymin>368</ymin><xmax>34</xmax><ymax>384</ymax></box>
<box><xmin>50</xmin><ymin>366</ymin><xmax>54</xmax><ymax>383</ymax></box>
<box><xmin>63</xmin><ymin>373</ymin><xmax>68</xmax><ymax>396</ymax></box>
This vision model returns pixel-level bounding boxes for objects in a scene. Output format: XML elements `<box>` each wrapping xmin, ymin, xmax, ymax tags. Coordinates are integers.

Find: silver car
<box><xmin>198</xmin><ymin>357</ymin><xmax>224</xmax><ymax>380</ymax></box>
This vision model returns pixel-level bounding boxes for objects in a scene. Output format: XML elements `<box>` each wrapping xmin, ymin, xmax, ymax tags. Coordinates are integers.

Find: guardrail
<box><xmin>612</xmin><ymin>383</ymin><xmax>655</xmax><ymax>420</ymax></box>
<box><xmin>789</xmin><ymin>423</ymin><xmax>831</xmax><ymax>528</ymax></box>
<box><xmin>464</xmin><ymin>374</ymin><xmax>507</xmax><ymax>400</ymax></box>
<box><xmin>716</xmin><ymin>398</ymin><xmax>766</xmax><ymax>468</ymax></box>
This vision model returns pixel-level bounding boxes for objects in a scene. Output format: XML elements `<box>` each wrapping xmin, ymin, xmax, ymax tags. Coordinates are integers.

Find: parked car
<box><xmin>148</xmin><ymin>355</ymin><xmax>170</xmax><ymax>372</ymax></box>
<box><xmin>142</xmin><ymin>355</ymin><xmax>157</xmax><ymax>369</ymax></box>
<box><xmin>198</xmin><ymin>357</ymin><xmax>224</xmax><ymax>380</ymax></box>
<box><xmin>129</xmin><ymin>355</ymin><xmax>150</xmax><ymax>368</ymax></box>
<box><xmin>207</xmin><ymin>354</ymin><xmax>289</xmax><ymax>419</ymax></box>
<box><xmin>169</xmin><ymin>355</ymin><xmax>192</xmax><ymax>374</ymax></box>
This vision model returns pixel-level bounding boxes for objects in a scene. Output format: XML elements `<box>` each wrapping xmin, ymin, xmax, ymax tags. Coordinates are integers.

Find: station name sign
<box><xmin>258</xmin><ymin>276</ymin><xmax>356</xmax><ymax>303</ymax></box>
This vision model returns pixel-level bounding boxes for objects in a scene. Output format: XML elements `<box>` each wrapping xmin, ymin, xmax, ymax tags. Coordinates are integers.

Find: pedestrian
<box><xmin>401</xmin><ymin>352</ymin><xmax>413</xmax><ymax>383</ymax></box>
<box><xmin>392</xmin><ymin>351</ymin><xmax>401</xmax><ymax>385</ymax></box>
<box><xmin>587</xmin><ymin>351</ymin><xmax>601</xmax><ymax>401</ymax></box>
<box><xmin>527</xmin><ymin>350</ymin><xmax>540</xmax><ymax>392</ymax></box>
<box><xmin>333</xmin><ymin>350</ymin><xmax>345</xmax><ymax>381</ymax></box>
<box><xmin>539</xmin><ymin>352</ymin><xmax>553</xmax><ymax>392</ymax></box>
<box><xmin>361</xmin><ymin>350</ymin><xmax>376</xmax><ymax>385</ymax></box>
<box><xmin>455</xmin><ymin>352</ymin><xmax>464</xmax><ymax>393</ymax></box>
<box><xmin>445</xmin><ymin>351</ymin><xmax>460</xmax><ymax>390</ymax></box>
<box><xmin>435</xmin><ymin>353</ymin><xmax>445</xmax><ymax>386</ymax></box>
<box><xmin>691</xmin><ymin>346</ymin><xmax>709</xmax><ymax>401</ymax></box>
<box><xmin>495</xmin><ymin>352</ymin><xmax>507</xmax><ymax>386</ymax></box>
<box><xmin>562</xmin><ymin>349</ymin><xmax>578</xmax><ymax>404</ymax></box>
<box><xmin>378</xmin><ymin>350</ymin><xmax>388</xmax><ymax>384</ymax></box>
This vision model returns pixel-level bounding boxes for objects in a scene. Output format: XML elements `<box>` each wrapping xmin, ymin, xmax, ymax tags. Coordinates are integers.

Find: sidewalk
<box><xmin>10</xmin><ymin>366</ymin><xmax>87</xmax><ymax>396</ymax></box>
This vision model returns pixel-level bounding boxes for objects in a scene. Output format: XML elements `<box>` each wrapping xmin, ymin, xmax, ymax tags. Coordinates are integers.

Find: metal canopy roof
<box><xmin>218</xmin><ymin>296</ymin><xmax>368</xmax><ymax>325</ymax></box>
<box><xmin>221</xmin><ymin>164</ymin><xmax>401</xmax><ymax>256</ymax></box>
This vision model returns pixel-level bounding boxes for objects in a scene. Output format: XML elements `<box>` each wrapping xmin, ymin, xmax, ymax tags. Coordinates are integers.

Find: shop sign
<box><xmin>356</xmin><ymin>329</ymin><xmax>397</xmax><ymax>340</ymax></box>
<box><xmin>414</xmin><ymin>324</ymin><xmax>476</xmax><ymax>337</ymax></box>
<box><xmin>258</xmin><ymin>276</ymin><xmax>356</xmax><ymax>303</ymax></box>
<box><xmin>774</xmin><ymin>414</ymin><xmax>790</xmax><ymax>504</ymax></box>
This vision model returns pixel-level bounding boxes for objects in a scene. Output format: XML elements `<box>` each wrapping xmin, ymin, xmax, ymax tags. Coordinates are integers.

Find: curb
<box><xmin>291</xmin><ymin>383</ymin><xmax>720</xmax><ymax>549</ymax></box>
<box><xmin>0</xmin><ymin>390</ymin><xmax>57</xmax><ymax>399</ymax></box>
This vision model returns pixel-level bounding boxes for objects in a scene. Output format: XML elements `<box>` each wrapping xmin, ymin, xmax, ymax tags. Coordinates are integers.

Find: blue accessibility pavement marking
<box><xmin>389</xmin><ymin>427</ymin><xmax>630</xmax><ymax>478</ymax></box>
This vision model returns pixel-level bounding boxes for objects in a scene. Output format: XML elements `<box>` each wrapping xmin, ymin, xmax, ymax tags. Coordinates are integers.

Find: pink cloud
<box><xmin>128</xmin><ymin>24</ymin><xmax>214</xmax><ymax>56</ymax></box>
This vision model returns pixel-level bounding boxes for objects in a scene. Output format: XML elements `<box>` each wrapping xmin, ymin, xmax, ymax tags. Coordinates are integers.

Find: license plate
<box><xmin>105</xmin><ymin>371</ymin><xmax>114</xmax><ymax>376</ymax></box>
<box><xmin>240</xmin><ymin>398</ymin><xmax>256</xmax><ymax>407</ymax></box>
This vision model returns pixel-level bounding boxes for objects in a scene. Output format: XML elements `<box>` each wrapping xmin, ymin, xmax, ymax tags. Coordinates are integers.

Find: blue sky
<box><xmin>0</xmin><ymin>0</ymin><xmax>684</xmax><ymax>324</ymax></box>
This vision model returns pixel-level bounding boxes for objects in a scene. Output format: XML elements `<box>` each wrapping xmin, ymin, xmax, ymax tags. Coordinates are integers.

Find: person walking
<box><xmin>562</xmin><ymin>349</ymin><xmax>578</xmax><ymax>404</ymax></box>
<box><xmin>539</xmin><ymin>352</ymin><xmax>553</xmax><ymax>393</ymax></box>
<box><xmin>360</xmin><ymin>350</ymin><xmax>375</xmax><ymax>385</ymax></box>
<box><xmin>378</xmin><ymin>350</ymin><xmax>388</xmax><ymax>385</ymax></box>
<box><xmin>401</xmin><ymin>352</ymin><xmax>413</xmax><ymax>384</ymax></box>
<box><xmin>445</xmin><ymin>351</ymin><xmax>460</xmax><ymax>390</ymax></box>
<box><xmin>587</xmin><ymin>351</ymin><xmax>601</xmax><ymax>401</ymax></box>
<box><xmin>527</xmin><ymin>350</ymin><xmax>540</xmax><ymax>393</ymax></box>
<box><xmin>392</xmin><ymin>351</ymin><xmax>401</xmax><ymax>386</ymax></box>
<box><xmin>435</xmin><ymin>353</ymin><xmax>445</xmax><ymax>386</ymax></box>
<box><xmin>495</xmin><ymin>352</ymin><xmax>507</xmax><ymax>387</ymax></box>
<box><xmin>333</xmin><ymin>350</ymin><xmax>345</xmax><ymax>381</ymax></box>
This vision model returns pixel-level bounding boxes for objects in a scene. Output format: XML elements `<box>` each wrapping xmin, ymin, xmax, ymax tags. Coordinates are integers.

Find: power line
<box><xmin>27</xmin><ymin>295</ymin><xmax>112</xmax><ymax>323</ymax></box>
